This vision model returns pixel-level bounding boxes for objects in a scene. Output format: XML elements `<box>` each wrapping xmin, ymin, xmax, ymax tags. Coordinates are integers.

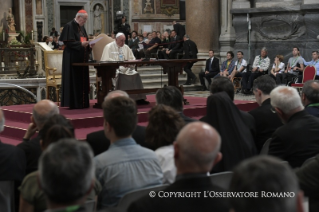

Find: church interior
<box><xmin>1</xmin><ymin>0</ymin><xmax>319</xmax><ymax>212</ymax></box>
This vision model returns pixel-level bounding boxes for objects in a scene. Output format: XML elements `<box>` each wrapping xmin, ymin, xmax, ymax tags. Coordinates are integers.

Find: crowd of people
<box><xmin>1</xmin><ymin>75</ymin><xmax>319</xmax><ymax>211</ymax></box>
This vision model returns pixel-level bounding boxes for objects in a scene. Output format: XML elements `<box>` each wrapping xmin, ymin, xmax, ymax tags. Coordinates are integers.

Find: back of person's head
<box><xmin>39</xmin><ymin>139</ymin><xmax>94</xmax><ymax>205</ymax></box>
<box><xmin>174</xmin><ymin>122</ymin><xmax>222</xmax><ymax>173</ymax></box>
<box><xmin>39</xmin><ymin>114</ymin><xmax>75</xmax><ymax>150</ymax></box>
<box><xmin>230</xmin><ymin>156</ymin><xmax>301</xmax><ymax>212</ymax></box>
<box><xmin>0</xmin><ymin>109</ymin><xmax>5</xmax><ymax>133</ymax></box>
<box><xmin>146</xmin><ymin>104</ymin><xmax>185</xmax><ymax>150</ymax></box>
<box><xmin>155</xmin><ymin>86</ymin><xmax>184</xmax><ymax>111</ymax></box>
<box><xmin>210</xmin><ymin>77</ymin><xmax>234</xmax><ymax>100</ymax></box>
<box><xmin>252</xmin><ymin>75</ymin><xmax>276</xmax><ymax>95</ymax></box>
<box><xmin>104</xmin><ymin>90</ymin><xmax>129</xmax><ymax>101</ymax></box>
<box><xmin>103</xmin><ymin>96</ymin><xmax>137</xmax><ymax>137</ymax></box>
<box><xmin>32</xmin><ymin>100</ymin><xmax>59</xmax><ymax>130</ymax></box>
<box><xmin>302</xmin><ymin>80</ymin><xmax>319</xmax><ymax>104</ymax></box>
<box><xmin>270</xmin><ymin>86</ymin><xmax>304</xmax><ymax>114</ymax></box>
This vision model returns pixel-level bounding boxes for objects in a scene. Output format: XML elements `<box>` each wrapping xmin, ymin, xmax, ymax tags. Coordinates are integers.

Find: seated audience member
<box><xmin>206</xmin><ymin>77</ymin><xmax>256</xmax><ymax>141</ymax></box>
<box><xmin>155</xmin><ymin>86</ymin><xmax>196</xmax><ymax>123</ymax></box>
<box><xmin>199</xmin><ymin>50</ymin><xmax>220</xmax><ymax>91</ymax></box>
<box><xmin>128</xmin><ymin>31</ymin><xmax>139</xmax><ymax>58</ymax></box>
<box><xmin>230</xmin><ymin>156</ymin><xmax>304</xmax><ymax>212</ymax></box>
<box><xmin>142</xmin><ymin>31</ymin><xmax>148</xmax><ymax>41</ymax></box>
<box><xmin>182</xmin><ymin>34</ymin><xmax>198</xmax><ymax>85</ymax></box>
<box><xmin>283</xmin><ymin>47</ymin><xmax>304</xmax><ymax>84</ymax></box>
<box><xmin>95</xmin><ymin>96</ymin><xmax>163</xmax><ymax>207</ymax></box>
<box><xmin>270</xmin><ymin>55</ymin><xmax>285</xmax><ymax>84</ymax></box>
<box><xmin>228</xmin><ymin>51</ymin><xmax>247</xmax><ymax>83</ymax></box>
<box><xmin>201</xmin><ymin>92</ymin><xmax>257</xmax><ymax>173</ymax></box>
<box><xmin>296</xmin><ymin>154</ymin><xmax>319</xmax><ymax>212</ymax></box>
<box><xmin>143</xmin><ymin>33</ymin><xmax>152</xmax><ymax>46</ymax></box>
<box><xmin>303</xmin><ymin>50</ymin><xmax>319</xmax><ymax>80</ymax></box>
<box><xmin>146</xmin><ymin>105</ymin><xmax>185</xmax><ymax>184</ymax></box>
<box><xmin>47</xmin><ymin>36</ymin><xmax>54</xmax><ymax>49</ymax></box>
<box><xmin>158</xmin><ymin>30</ymin><xmax>182</xmax><ymax>59</ymax></box>
<box><xmin>301</xmin><ymin>80</ymin><xmax>319</xmax><ymax>118</ymax></box>
<box><xmin>0</xmin><ymin>108</ymin><xmax>25</xmax><ymax>182</ymax></box>
<box><xmin>136</xmin><ymin>35</ymin><xmax>144</xmax><ymax>59</ymax></box>
<box><xmin>269</xmin><ymin>86</ymin><xmax>319</xmax><ymax>168</ymax></box>
<box><xmin>218</xmin><ymin>51</ymin><xmax>235</xmax><ymax>77</ymax></box>
<box><xmin>19</xmin><ymin>114</ymin><xmax>75</xmax><ymax>212</ymax></box>
<box><xmin>249</xmin><ymin>75</ymin><xmax>282</xmax><ymax>152</ymax></box>
<box><xmin>52</xmin><ymin>36</ymin><xmax>59</xmax><ymax>49</ymax></box>
<box><xmin>242</xmin><ymin>47</ymin><xmax>270</xmax><ymax>94</ymax></box>
<box><xmin>144</xmin><ymin>31</ymin><xmax>161</xmax><ymax>58</ymax></box>
<box><xmin>42</xmin><ymin>36</ymin><xmax>48</xmax><ymax>43</ymax></box>
<box><xmin>128</xmin><ymin>122</ymin><xmax>229</xmax><ymax>212</ymax></box>
<box><xmin>17</xmin><ymin>100</ymin><xmax>59</xmax><ymax>175</ymax></box>
<box><xmin>160</xmin><ymin>31</ymin><xmax>170</xmax><ymax>49</ymax></box>
<box><xmin>86</xmin><ymin>90</ymin><xmax>149</xmax><ymax>156</ymax></box>
<box><xmin>38</xmin><ymin>139</ymin><xmax>95</xmax><ymax>212</ymax></box>
<box><xmin>157</xmin><ymin>31</ymin><xmax>161</xmax><ymax>39</ymax></box>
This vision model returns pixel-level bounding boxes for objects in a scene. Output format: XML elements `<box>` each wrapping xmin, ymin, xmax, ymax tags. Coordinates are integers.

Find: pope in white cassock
<box><xmin>100</xmin><ymin>33</ymin><xmax>149</xmax><ymax>104</ymax></box>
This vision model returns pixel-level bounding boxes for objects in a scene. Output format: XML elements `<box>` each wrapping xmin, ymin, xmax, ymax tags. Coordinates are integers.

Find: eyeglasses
<box><xmin>81</xmin><ymin>17</ymin><xmax>88</xmax><ymax>21</ymax></box>
<box><xmin>270</xmin><ymin>106</ymin><xmax>276</xmax><ymax>113</ymax></box>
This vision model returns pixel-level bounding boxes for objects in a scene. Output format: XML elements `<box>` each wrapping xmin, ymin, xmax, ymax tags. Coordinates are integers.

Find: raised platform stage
<box><xmin>0</xmin><ymin>95</ymin><xmax>258</xmax><ymax>146</ymax></box>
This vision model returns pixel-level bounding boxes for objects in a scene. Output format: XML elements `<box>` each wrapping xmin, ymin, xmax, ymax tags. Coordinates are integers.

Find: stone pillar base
<box><xmin>232</xmin><ymin>1</ymin><xmax>251</xmax><ymax>9</ymax></box>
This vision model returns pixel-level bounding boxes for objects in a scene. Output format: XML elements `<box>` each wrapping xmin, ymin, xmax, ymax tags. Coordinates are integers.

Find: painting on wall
<box><xmin>142</xmin><ymin>0</ymin><xmax>154</xmax><ymax>14</ymax></box>
<box><xmin>160</xmin><ymin>0</ymin><xmax>179</xmax><ymax>17</ymax></box>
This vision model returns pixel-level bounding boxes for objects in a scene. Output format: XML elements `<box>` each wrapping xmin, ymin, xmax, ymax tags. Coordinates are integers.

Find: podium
<box><xmin>73</xmin><ymin>59</ymin><xmax>204</xmax><ymax>108</ymax></box>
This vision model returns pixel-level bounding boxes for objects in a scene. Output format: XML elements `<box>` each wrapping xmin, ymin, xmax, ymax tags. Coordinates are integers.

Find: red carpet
<box><xmin>0</xmin><ymin>95</ymin><xmax>258</xmax><ymax>146</ymax></box>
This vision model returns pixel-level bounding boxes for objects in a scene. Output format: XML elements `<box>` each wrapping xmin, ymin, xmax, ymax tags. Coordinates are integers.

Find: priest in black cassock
<box><xmin>59</xmin><ymin>10</ymin><xmax>94</xmax><ymax>109</ymax></box>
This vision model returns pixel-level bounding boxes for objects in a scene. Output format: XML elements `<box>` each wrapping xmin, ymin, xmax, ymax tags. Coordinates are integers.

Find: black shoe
<box><xmin>191</xmin><ymin>77</ymin><xmax>198</xmax><ymax>84</ymax></box>
<box><xmin>136</xmin><ymin>99</ymin><xmax>150</xmax><ymax>105</ymax></box>
<box><xmin>201</xmin><ymin>86</ymin><xmax>207</xmax><ymax>91</ymax></box>
<box><xmin>183</xmin><ymin>81</ymin><xmax>191</xmax><ymax>85</ymax></box>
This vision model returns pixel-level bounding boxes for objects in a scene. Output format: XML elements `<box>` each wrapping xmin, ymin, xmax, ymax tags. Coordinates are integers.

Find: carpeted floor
<box><xmin>0</xmin><ymin>94</ymin><xmax>258</xmax><ymax>146</ymax></box>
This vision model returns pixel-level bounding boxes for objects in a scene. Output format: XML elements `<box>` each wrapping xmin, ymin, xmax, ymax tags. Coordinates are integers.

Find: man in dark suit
<box><xmin>173</xmin><ymin>20</ymin><xmax>185</xmax><ymax>38</ymax></box>
<box><xmin>86</xmin><ymin>90</ymin><xmax>152</xmax><ymax>155</ymax></box>
<box><xmin>17</xmin><ymin>100</ymin><xmax>59</xmax><ymax>175</ymax></box>
<box><xmin>128</xmin><ymin>31</ymin><xmax>139</xmax><ymax>58</ymax></box>
<box><xmin>203</xmin><ymin>76</ymin><xmax>256</xmax><ymax>140</ymax></box>
<box><xmin>301</xmin><ymin>80</ymin><xmax>319</xmax><ymax>118</ymax></box>
<box><xmin>128</xmin><ymin>122</ymin><xmax>229</xmax><ymax>212</ymax></box>
<box><xmin>199</xmin><ymin>50</ymin><xmax>220</xmax><ymax>91</ymax></box>
<box><xmin>155</xmin><ymin>86</ymin><xmax>196</xmax><ymax>124</ymax></box>
<box><xmin>269</xmin><ymin>86</ymin><xmax>319</xmax><ymax>168</ymax></box>
<box><xmin>182</xmin><ymin>34</ymin><xmax>198</xmax><ymax>85</ymax></box>
<box><xmin>118</xmin><ymin>16</ymin><xmax>131</xmax><ymax>44</ymax></box>
<box><xmin>249</xmin><ymin>75</ymin><xmax>282</xmax><ymax>153</ymax></box>
<box><xmin>158</xmin><ymin>30</ymin><xmax>182</xmax><ymax>59</ymax></box>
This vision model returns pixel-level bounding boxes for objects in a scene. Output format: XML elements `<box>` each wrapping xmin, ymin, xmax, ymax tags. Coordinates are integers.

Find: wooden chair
<box><xmin>209</xmin><ymin>171</ymin><xmax>233</xmax><ymax>190</ymax></box>
<box><xmin>44</xmin><ymin>50</ymin><xmax>63</xmax><ymax>104</ymax></box>
<box><xmin>291</xmin><ymin>65</ymin><xmax>316</xmax><ymax>90</ymax></box>
<box><xmin>91</xmin><ymin>33</ymin><xmax>114</xmax><ymax>61</ymax></box>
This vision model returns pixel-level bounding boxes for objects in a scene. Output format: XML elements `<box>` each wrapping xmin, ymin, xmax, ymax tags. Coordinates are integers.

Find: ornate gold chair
<box><xmin>44</xmin><ymin>50</ymin><xmax>63</xmax><ymax>104</ymax></box>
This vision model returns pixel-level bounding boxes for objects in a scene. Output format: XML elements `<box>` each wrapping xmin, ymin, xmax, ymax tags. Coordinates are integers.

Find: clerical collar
<box><xmin>74</xmin><ymin>19</ymin><xmax>80</xmax><ymax>25</ymax></box>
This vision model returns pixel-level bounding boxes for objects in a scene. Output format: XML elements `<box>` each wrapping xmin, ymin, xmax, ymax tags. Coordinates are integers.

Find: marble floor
<box><xmin>184</xmin><ymin>91</ymin><xmax>256</xmax><ymax>101</ymax></box>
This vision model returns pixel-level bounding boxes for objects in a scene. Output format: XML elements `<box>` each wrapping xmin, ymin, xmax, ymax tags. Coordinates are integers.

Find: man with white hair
<box><xmin>59</xmin><ymin>10</ymin><xmax>94</xmax><ymax>109</ymax></box>
<box><xmin>100</xmin><ymin>32</ymin><xmax>149</xmax><ymax>104</ymax></box>
<box><xmin>38</xmin><ymin>139</ymin><xmax>95</xmax><ymax>211</ymax></box>
<box><xmin>268</xmin><ymin>86</ymin><xmax>319</xmax><ymax>168</ymax></box>
<box><xmin>128</xmin><ymin>122</ymin><xmax>229</xmax><ymax>212</ymax></box>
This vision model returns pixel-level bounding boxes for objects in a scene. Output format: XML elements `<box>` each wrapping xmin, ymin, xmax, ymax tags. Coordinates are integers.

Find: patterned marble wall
<box><xmin>46</xmin><ymin>0</ymin><xmax>54</xmax><ymax>32</ymax></box>
<box><xmin>25</xmin><ymin>0</ymin><xmax>33</xmax><ymax>32</ymax></box>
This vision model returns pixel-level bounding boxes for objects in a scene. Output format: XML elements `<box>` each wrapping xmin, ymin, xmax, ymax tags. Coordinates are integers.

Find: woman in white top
<box><xmin>146</xmin><ymin>104</ymin><xmax>185</xmax><ymax>184</ymax></box>
<box><xmin>270</xmin><ymin>55</ymin><xmax>285</xmax><ymax>84</ymax></box>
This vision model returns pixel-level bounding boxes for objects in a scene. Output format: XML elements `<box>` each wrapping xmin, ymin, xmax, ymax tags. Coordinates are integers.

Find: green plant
<box><xmin>18</xmin><ymin>31</ymin><xmax>32</xmax><ymax>44</ymax></box>
<box><xmin>9</xmin><ymin>39</ymin><xmax>22</xmax><ymax>45</ymax></box>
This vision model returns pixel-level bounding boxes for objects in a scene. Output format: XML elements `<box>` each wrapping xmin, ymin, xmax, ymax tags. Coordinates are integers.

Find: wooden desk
<box><xmin>73</xmin><ymin>59</ymin><xmax>205</xmax><ymax>108</ymax></box>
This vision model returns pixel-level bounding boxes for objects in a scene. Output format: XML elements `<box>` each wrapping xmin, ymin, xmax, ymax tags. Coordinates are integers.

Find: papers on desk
<box><xmin>89</xmin><ymin>37</ymin><xmax>103</xmax><ymax>45</ymax></box>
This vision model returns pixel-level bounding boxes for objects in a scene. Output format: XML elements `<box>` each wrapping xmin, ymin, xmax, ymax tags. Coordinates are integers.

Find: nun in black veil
<box><xmin>200</xmin><ymin>92</ymin><xmax>257</xmax><ymax>173</ymax></box>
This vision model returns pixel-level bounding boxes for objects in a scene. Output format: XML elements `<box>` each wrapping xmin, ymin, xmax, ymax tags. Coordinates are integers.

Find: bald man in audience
<box><xmin>17</xmin><ymin>100</ymin><xmax>59</xmax><ymax>174</ymax></box>
<box><xmin>301</xmin><ymin>80</ymin><xmax>319</xmax><ymax>118</ymax></box>
<box><xmin>269</xmin><ymin>86</ymin><xmax>319</xmax><ymax>168</ymax></box>
<box><xmin>128</xmin><ymin>122</ymin><xmax>229</xmax><ymax>212</ymax></box>
<box><xmin>86</xmin><ymin>90</ymin><xmax>150</xmax><ymax>156</ymax></box>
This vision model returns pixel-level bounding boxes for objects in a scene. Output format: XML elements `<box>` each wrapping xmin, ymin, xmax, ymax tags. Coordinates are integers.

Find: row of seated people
<box><xmin>199</xmin><ymin>47</ymin><xmax>319</xmax><ymax>94</ymax></box>
<box><xmin>3</xmin><ymin>78</ymin><xmax>319</xmax><ymax>211</ymax></box>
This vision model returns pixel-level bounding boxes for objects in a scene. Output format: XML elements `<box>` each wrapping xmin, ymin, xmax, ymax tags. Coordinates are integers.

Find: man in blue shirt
<box><xmin>95</xmin><ymin>96</ymin><xmax>163</xmax><ymax>208</ymax></box>
<box><xmin>303</xmin><ymin>51</ymin><xmax>319</xmax><ymax>80</ymax></box>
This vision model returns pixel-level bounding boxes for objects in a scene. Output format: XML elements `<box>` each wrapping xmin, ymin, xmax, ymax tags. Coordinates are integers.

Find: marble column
<box><xmin>232</xmin><ymin>0</ymin><xmax>251</xmax><ymax>8</ymax></box>
<box><xmin>185</xmin><ymin>0</ymin><xmax>220</xmax><ymax>53</ymax></box>
<box><xmin>219</xmin><ymin>0</ymin><xmax>236</xmax><ymax>61</ymax></box>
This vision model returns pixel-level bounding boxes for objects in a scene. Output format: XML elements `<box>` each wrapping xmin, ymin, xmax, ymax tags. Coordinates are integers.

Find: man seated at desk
<box><xmin>100</xmin><ymin>32</ymin><xmax>149</xmax><ymax>105</ymax></box>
